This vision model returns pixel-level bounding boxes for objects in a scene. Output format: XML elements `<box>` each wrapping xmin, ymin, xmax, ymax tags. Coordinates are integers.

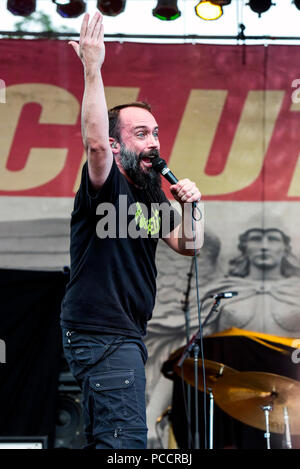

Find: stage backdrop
<box><xmin>1</xmin><ymin>40</ymin><xmax>300</xmax><ymax>448</ymax></box>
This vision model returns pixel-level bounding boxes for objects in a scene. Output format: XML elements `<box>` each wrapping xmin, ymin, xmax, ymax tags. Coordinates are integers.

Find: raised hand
<box><xmin>68</xmin><ymin>11</ymin><xmax>105</xmax><ymax>70</ymax></box>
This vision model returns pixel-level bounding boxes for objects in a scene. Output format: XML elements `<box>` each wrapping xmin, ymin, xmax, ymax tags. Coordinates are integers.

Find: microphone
<box><xmin>210</xmin><ymin>291</ymin><xmax>238</xmax><ymax>299</ymax></box>
<box><xmin>152</xmin><ymin>157</ymin><xmax>200</xmax><ymax>212</ymax></box>
<box><xmin>152</xmin><ymin>157</ymin><xmax>178</xmax><ymax>185</ymax></box>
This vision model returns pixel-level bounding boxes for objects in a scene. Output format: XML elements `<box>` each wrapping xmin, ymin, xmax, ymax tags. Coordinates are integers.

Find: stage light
<box><xmin>247</xmin><ymin>0</ymin><xmax>274</xmax><ymax>17</ymax></box>
<box><xmin>52</xmin><ymin>0</ymin><xmax>86</xmax><ymax>18</ymax></box>
<box><xmin>294</xmin><ymin>0</ymin><xmax>300</xmax><ymax>10</ymax></box>
<box><xmin>152</xmin><ymin>0</ymin><xmax>181</xmax><ymax>21</ymax></box>
<box><xmin>210</xmin><ymin>0</ymin><xmax>231</xmax><ymax>4</ymax></box>
<box><xmin>195</xmin><ymin>1</ymin><xmax>223</xmax><ymax>20</ymax></box>
<box><xmin>97</xmin><ymin>0</ymin><xmax>126</xmax><ymax>17</ymax></box>
<box><xmin>7</xmin><ymin>0</ymin><xmax>36</xmax><ymax>16</ymax></box>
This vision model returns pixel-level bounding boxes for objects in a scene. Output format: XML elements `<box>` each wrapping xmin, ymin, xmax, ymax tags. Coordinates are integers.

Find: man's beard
<box><xmin>119</xmin><ymin>143</ymin><xmax>162</xmax><ymax>202</ymax></box>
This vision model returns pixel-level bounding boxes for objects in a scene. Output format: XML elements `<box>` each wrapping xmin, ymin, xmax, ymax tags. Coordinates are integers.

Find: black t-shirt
<box><xmin>61</xmin><ymin>159</ymin><xmax>180</xmax><ymax>338</ymax></box>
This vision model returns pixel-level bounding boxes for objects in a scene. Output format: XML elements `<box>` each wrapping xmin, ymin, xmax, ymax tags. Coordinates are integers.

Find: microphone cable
<box><xmin>191</xmin><ymin>202</ymin><xmax>208</xmax><ymax>450</ymax></box>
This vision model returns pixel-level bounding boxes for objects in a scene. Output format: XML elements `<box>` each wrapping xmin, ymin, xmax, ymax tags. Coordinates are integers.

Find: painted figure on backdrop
<box><xmin>145</xmin><ymin>222</ymin><xmax>300</xmax><ymax>447</ymax></box>
<box><xmin>144</xmin><ymin>229</ymin><xmax>222</xmax><ymax>447</ymax></box>
<box><xmin>201</xmin><ymin>226</ymin><xmax>300</xmax><ymax>337</ymax></box>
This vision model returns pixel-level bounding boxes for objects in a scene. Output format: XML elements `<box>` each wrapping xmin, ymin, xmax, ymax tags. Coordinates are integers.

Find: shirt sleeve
<box><xmin>73</xmin><ymin>158</ymin><xmax>120</xmax><ymax>216</ymax></box>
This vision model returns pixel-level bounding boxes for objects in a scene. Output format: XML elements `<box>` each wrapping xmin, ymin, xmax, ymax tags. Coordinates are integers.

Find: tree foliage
<box><xmin>14</xmin><ymin>11</ymin><xmax>76</xmax><ymax>34</ymax></box>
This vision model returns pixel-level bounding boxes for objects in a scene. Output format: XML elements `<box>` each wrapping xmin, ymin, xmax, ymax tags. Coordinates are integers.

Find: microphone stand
<box><xmin>180</xmin><ymin>204</ymin><xmax>204</xmax><ymax>449</ymax></box>
<box><xmin>181</xmin><ymin>256</ymin><xmax>195</xmax><ymax>449</ymax></box>
<box><xmin>201</xmin><ymin>297</ymin><xmax>221</xmax><ymax>450</ymax></box>
<box><xmin>201</xmin><ymin>297</ymin><xmax>221</xmax><ymax>329</ymax></box>
<box><xmin>177</xmin><ymin>296</ymin><xmax>222</xmax><ymax>449</ymax></box>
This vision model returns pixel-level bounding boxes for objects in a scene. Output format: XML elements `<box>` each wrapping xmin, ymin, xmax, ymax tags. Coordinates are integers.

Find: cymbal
<box><xmin>213</xmin><ymin>371</ymin><xmax>300</xmax><ymax>434</ymax></box>
<box><xmin>174</xmin><ymin>358</ymin><xmax>238</xmax><ymax>393</ymax></box>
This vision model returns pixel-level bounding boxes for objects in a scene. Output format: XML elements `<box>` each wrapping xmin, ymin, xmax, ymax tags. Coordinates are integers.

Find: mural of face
<box><xmin>244</xmin><ymin>229</ymin><xmax>287</xmax><ymax>272</ymax></box>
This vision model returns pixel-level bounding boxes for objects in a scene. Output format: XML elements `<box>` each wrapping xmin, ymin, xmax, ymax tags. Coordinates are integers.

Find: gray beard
<box><xmin>119</xmin><ymin>144</ymin><xmax>162</xmax><ymax>203</ymax></box>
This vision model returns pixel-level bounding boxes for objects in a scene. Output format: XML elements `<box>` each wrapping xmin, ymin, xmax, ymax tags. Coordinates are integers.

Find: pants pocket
<box><xmin>88</xmin><ymin>370</ymin><xmax>145</xmax><ymax>433</ymax></box>
<box><xmin>72</xmin><ymin>345</ymin><xmax>94</xmax><ymax>365</ymax></box>
<box><xmin>63</xmin><ymin>330</ymin><xmax>107</xmax><ymax>368</ymax></box>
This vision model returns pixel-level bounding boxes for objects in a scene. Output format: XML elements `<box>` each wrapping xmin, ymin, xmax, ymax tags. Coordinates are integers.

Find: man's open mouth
<box><xmin>140</xmin><ymin>155</ymin><xmax>157</xmax><ymax>168</ymax></box>
<box><xmin>139</xmin><ymin>151</ymin><xmax>159</xmax><ymax>170</ymax></box>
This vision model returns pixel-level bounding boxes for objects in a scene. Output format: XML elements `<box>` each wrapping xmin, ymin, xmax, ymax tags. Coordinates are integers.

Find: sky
<box><xmin>1</xmin><ymin>0</ymin><xmax>300</xmax><ymax>44</ymax></box>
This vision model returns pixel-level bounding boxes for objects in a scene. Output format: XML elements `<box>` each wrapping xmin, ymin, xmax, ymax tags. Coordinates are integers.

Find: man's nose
<box><xmin>147</xmin><ymin>134</ymin><xmax>159</xmax><ymax>149</ymax></box>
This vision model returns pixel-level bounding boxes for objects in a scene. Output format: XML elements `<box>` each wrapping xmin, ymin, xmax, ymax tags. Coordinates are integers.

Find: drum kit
<box><xmin>173</xmin><ymin>355</ymin><xmax>300</xmax><ymax>449</ymax></box>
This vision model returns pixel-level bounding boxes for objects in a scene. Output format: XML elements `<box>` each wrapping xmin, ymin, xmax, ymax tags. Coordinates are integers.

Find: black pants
<box><xmin>62</xmin><ymin>328</ymin><xmax>148</xmax><ymax>449</ymax></box>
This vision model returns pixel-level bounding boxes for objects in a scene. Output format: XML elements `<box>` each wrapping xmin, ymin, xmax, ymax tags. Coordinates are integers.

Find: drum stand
<box><xmin>261</xmin><ymin>405</ymin><xmax>272</xmax><ymax>449</ymax></box>
<box><xmin>283</xmin><ymin>406</ymin><xmax>292</xmax><ymax>449</ymax></box>
<box><xmin>261</xmin><ymin>404</ymin><xmax>292</xmax><ymax>449</ymax></box>
<box><xmin>209</xmin><ymin>389</ymin><xmax>214</xmax><ymax>449</ymax></box>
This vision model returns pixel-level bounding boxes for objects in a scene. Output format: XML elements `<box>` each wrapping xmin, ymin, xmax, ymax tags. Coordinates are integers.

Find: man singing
<box><xmin>61</xmin><ymin>11</ymin><xmax>204</xmax><ymax>449</ymax></box>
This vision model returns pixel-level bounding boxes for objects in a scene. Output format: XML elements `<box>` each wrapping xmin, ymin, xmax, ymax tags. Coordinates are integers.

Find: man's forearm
<box><xmin>164</xmin><ymin>180</ymin><xmax>204</xmax><ymax>256</ymax></box>
<box><xmin>82</xmin><ymin>66</ymin><xmax>109</xmax><ymax>152</ymax></box>
<box><xmin>68</xmin><ymin>12</ymin><xmax>112</xmax><ymax>184</ymax></box>
<box><xmin>178</xmin><ymin>203</ymin><xmax>204</xmax><ymax>254</ymax></box>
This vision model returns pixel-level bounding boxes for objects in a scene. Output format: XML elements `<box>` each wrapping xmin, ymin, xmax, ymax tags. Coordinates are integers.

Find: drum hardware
<box><xmin>173</xmin><ymin>358</ymin><xmax>238</xmax><ymax>449</ymax></box>
<box><xmin>173</xmin><ymin>358</ymin><xmax>300</xmax><ymax>449</ymax></box>
<box><xmin>261</xmin><ymin>404</ymin><xmax>272</xmax><ymax>449</ymax></box>
<box><xmin>212</xmin><ymin>371</ymin><xmax>300</xmax><ymax>449</ymax></box>
<box><xmin>176</xmin><ymin>292</ymin><xmax>237</xmax><ymax>449</ymax></box>
<box><xmin>283</xmin><ymin>406</ymin><xmax>292</xmax><ymax>449</ymax></box>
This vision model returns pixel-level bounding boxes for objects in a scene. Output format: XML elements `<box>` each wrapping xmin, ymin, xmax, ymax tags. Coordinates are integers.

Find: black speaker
<box><xmin>54</xmin><ymin>355</ymin><xmax>86</xmax><ymax>449</ymax></box>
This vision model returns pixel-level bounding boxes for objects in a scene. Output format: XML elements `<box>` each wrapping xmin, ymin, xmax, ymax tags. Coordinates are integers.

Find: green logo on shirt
<box><xmin>134</xmin><ymin>202</ymin><xmax>161</xmax><ymax>236</ymax></box>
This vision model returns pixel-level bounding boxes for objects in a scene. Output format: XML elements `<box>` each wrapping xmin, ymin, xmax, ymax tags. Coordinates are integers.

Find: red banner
<box><xmin>1</xmin><ymin>40</ymin><xmax>300</xmax><ymax>200</ymax></box>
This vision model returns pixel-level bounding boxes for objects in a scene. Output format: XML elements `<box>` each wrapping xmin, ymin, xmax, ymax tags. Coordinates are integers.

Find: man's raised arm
<box><xmin>69</xmin><ymin>12</ymin><xmax>112</xmax><ymax>191</ymax></box>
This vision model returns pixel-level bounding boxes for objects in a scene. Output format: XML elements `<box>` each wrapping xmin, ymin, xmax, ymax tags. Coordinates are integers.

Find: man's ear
<box><xmin>109</xmin><ymin>137</ymin><xmax>120</xmax><ymax>154</ymax></box>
